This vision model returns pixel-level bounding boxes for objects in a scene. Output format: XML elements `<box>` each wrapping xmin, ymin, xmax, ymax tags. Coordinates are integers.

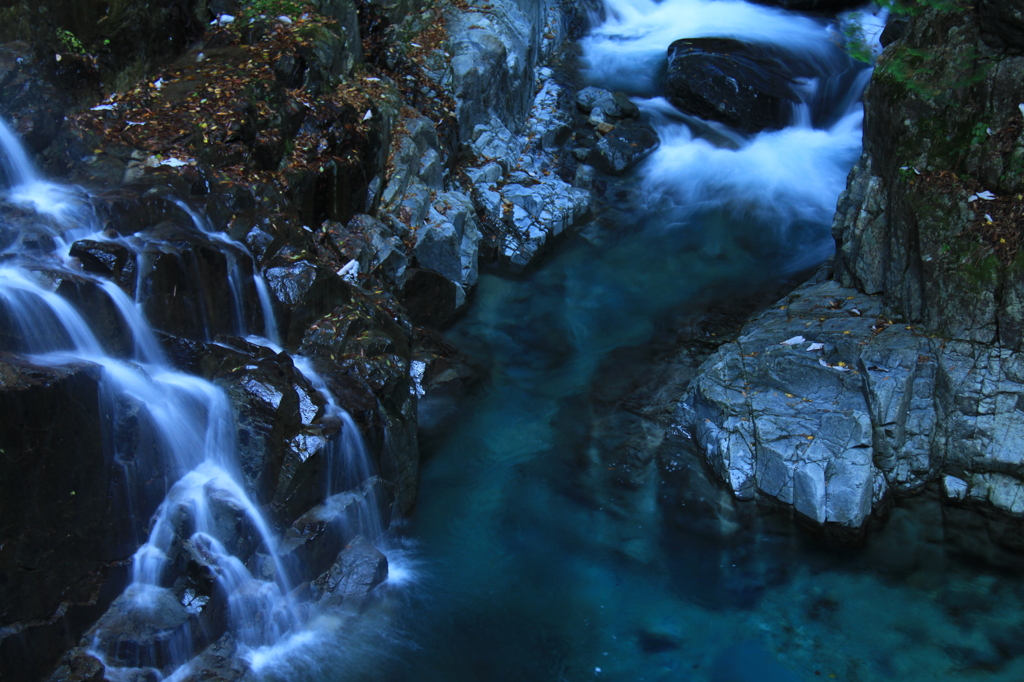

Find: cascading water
<box><xmin>251</xmin><ymin>3</ymin><xmax>1024</xmax><ymax>682</ymax></box>
<box><xmin>0</xmin><ymin>117</ymin><xmax>395</xmax><ymax>679</ymax></box>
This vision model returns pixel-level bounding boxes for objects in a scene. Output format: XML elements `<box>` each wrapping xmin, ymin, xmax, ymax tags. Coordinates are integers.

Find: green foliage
<box><xmin>842</xmin><ymin>12</ymin><xmax>876</xmax><ymax>64</ymax></box>
<box><xmin>240</xmin><ymin>0</ymin><xmax>309</xmax><ymax>21</ymax></box>
<box><xmin>877</xmin><ymin>0</ymin><xmax>969</xmax><ymax>15</ymax></box>
<box><xmin>877</xmin><ymin>42</ymin><xmax>989</xmax><ymax>100</ymax></box>
<box><xmin>55</xmin><ymin>28</ymin><xmax>85</xmax><ymax>54</ymax></box>
<box><xmin>970</xmin><ymin>121</ymin><xmax>988</xmax><ymax>146</ymax></box>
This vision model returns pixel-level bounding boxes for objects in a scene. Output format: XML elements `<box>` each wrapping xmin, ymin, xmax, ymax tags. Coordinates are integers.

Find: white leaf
<box><xmin>90</xmin><ymin>104</ymin><xmax>116</xmax><ymax>111</ymax></box>
<box><xmin>806</xmin><ymin>342</ymin><xmax>824</xmax><ymax>351</ymax></box>
<box><xmin>1018</xmin><ymin>103</ymin><xmax>1024</xmax><ymax>118</ymax></box>
<box><xmin>819</xmin><ymin>358</ymin><xmax>830</xmax><ymax>368</ymax></box>
<box><xmin>781</xmin><ymin>335</ymin><xmax>806</xmax><ymax>346</ymax></box>
<box><xmin>277</xmin><ymin>15</ymin><xmax>293</xmax><ymax>23</ymax></box>
<box><xmin>833</xmin><ymin>364</ymin><xmax>850</xmax><ymax>372</ymax></box>
<box><xmin>971</xmin><ymin>190</ymin><xmax>996</xmax><ymax>201</ymax></box>
<box><xmin>362</xmin><ymin>109</ymin><xmax>373</xmax><ymax>121</ymax></box>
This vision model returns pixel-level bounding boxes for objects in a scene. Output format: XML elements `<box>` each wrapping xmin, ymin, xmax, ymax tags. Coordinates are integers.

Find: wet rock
<box><xmin>133</xmin><ymin>222</ymin><xmax>260</xmax><ymax>341</ymax></box>
<box><xmin>87</xmin><ymin>584</ymin><xmax>224</xmax><ymax>673</ymax></box>
<box><xmin>344</xmin><ymin>214</ymin><xmax>408</xmax><ymax>285</ymax></box>
<box><xmin>263</xmin><ymin>256</ymin><xmax>350</xmax><ymax>346</ymax></box>
<box><xmin>279</xmin><ymin>478</ymin><xmax>392</xmax><ymax>579</ymax></box>
<box><xmin>45</xmin><ymin>648</ymin><xmax>105</xmax><ymax>682</ymax></box>
<box><xmin>665</xmin><ymin>38</ymin><xmax>801</xmax><ymax>133</ymax></box>
<box><xmin>575</xmin><ymin>86</ymin><xmax>639</xmax><ymax>120</ymax></box>
<box><xmin>311</xmin><ymin>535</ymin><xmax>388</xmax><ymax>606</ymax></box>
<box><xmin>0</xmin><ymin>358</ymin><xmax>155</xmax><ymax>682</ymax></box>
<box><xmin>200</xmin><ymin>340</ymin><xmax>333</xmax><ymax>521</ymax></box>
<box><xmin>586</xmin><ymin>123</ymin><xmax>659</xmax><ymax>176</ymax></box>
<box><xmin>69</xmin><ymin>240</ymin><xmax>138</xmax><ymax>298</ymax></box>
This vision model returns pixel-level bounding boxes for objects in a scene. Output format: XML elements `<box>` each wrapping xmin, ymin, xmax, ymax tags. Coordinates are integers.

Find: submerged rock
<box><xmin>665</xmin><ymin>38</ymin><xmax>801</xmax><ymax>133</ymax></box>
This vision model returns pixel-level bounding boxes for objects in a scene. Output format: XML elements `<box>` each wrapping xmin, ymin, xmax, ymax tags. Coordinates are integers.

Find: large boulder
<box><xmin>665</xmin><ymin>38</ymin><xmax>801</xmax><ymax>133</ymax></box>
<box><xmin>677</xmin><ymin>277</ymin><xmax>1024</xmax><ymax>548</ymax></box>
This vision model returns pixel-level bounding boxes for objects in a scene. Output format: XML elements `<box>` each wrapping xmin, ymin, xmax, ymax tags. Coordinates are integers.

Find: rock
<box><xmin>0</xmin><ymin>42</ymin><xmax>69</xmax><ymax>156</ymax></box>
<box><xmin>401</xmin><ymin>268</ymin><xmax>460</xmax><ymax>327</ymax></box>
<box><xmin>0</xmin><ymin>357</ymin><xmax>152</xmax><ymax>682</ymax></box>
<box><xmin>279</xmin><ymin>478</ymin><xmax>392</xmax><ymax>579</ymax></box>
<box><xmin>978</xmin><ymin>0</ymin><xmax>1024</xmax><ymax>53</ymax></box>
<box><xmin>586</xmin><ymin>123</ymin><xmax>659</xmax><ymax>175</ymax></box>
<box><xmin>665</xmin><ymin>38</ymin><xmax>801</xmax><ymax>133</ymax></box>
<box><xmin>311</xmin><ymin>535</ymin><xmax>388</xmax><ymax>606</ymax></box>
<box><xmin>413</xmin><ymin>190</ymin><xmax>481</xmax><ymax>294</ymax></box>
<box><xmin>834</xmin><ymin>7</ymin><xmax>1024</xmax><ymax>350</ymax></box>
<box><xmin>87</xmin><ymin>584</ymin><xmax>225</xmax><ymax>673</ymax></box>
<box><xmin>575</xmin><ymin>86</ymin><xmax>639</xmax><ymax>119</ymax></box>
<box><xmin>677</xmin><ymin>276</ymin><xmax>1024</xmax><ymax>542</ymax></box>
<box><xmin>45</xmin><ymin>648</ymin><xmax>105</xmax><ymax>682</ymax></box>
<box><xmin>68</xmin><ymin>240</ymin><xmax>138</xmax><ymax>298</ymax></box>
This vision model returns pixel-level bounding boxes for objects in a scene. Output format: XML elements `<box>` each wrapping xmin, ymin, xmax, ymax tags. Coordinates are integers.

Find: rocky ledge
<box><xmin>662</xmin><ymin>1</ymin><xmax>1024</xmax><ymax>556</ymax></box>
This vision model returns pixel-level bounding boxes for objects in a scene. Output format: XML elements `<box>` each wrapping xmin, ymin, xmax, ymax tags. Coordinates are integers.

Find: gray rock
<box><xmin>677</xmin><ymin>278</ymin><xmax>1024</xmax><ymax>530</ymax></box>
<box><xmin>586</xmin><ymin>124</ymin><xmax>660</xmax><ymax>175</ymax></box>
<box><xmin>413</xmin><ymin>191</ymin><xmax>481</xmax><ymax>296</ymax></box>
<box><xmin>312</xmin><ymin>535</ymin><xmax>389</xmax><ymax>607</ymax></box>
<box><xmin>575</xmin><ymin>86</ymin><xmax>639</xmax><ymax>119</ymax></box>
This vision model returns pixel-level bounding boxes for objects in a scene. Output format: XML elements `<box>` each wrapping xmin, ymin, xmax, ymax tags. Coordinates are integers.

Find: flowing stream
<box><xmin>264</xmin><ymin>1</ymin><xmax>1024</xmax><ymax>681</ymax></box>
<box><xmin>5</xmin><ymin>0</ymin><xmax>1024</xmax><ymax>679</ymax></box>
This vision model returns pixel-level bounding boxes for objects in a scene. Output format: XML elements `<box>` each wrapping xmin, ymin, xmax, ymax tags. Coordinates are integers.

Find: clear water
<box><xmin>253</xmin><ymin>1</ymin><xmax>1024</xmax><ymax>680</ymax></box>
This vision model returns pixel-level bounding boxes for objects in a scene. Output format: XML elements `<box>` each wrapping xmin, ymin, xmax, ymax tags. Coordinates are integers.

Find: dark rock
<box><xmin>401</xmin><ymin>267</ymin><xmax>459</xmax><ymax>327</ymax></box>
<box><xmin>45</xmin><ymin>648</ymin><xmax>105</xmax><ymax>682</ymax></box>
<box><xmin>0</xmin><ymin>360</ymin><xmax>143</xmax><ymax>651</ymax></box>
<box><xmin>311</xmin><ymin>535</ymin><xmax>388</xmax><ymax>606</ymax></box>
<box><xmin>0</xmin><ymin>42</ymin><xmax>69</xmax><ymax>156</ymax></box>
<box><xmin>880</xmin><ymin>14</ymin><xmax>910</xmax><ymax>48</ymax></box>
<box><xmin>665</xmin><ymin>38</ymin><xmax>801</xmax><ymax>133</ymax></box>
<box><xmin>586</xmin><ymin>123</ymin><xmax>659</xmax><ymax>175</ymax></box>
<box><xmin>69</xmin><ymin>240</ymin><xmax>138</xmax><ymax>298</ymax></box>
<box><xmin>87</xmin><ymin>584</ymin><xmax>224</xmax><ymax>673</ymax></box>
<box><xmin>263</xmin><ymin>256</ymin><xmax>351</xmax><ymax>346</ymax></box>
<box><xmin>279</xmin><ymin>478</ymin><xmax>392</xmax><ymax>579</ymax></box>
<box><xmin>978</xmin><ymin>0</ymin><xmax>1024</xmax><ymax>53</ymax></box>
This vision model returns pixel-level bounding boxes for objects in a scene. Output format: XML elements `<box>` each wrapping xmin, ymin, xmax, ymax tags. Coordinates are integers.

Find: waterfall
<box><xmin>581</xmin><ymin>0</ymin><xmax>871</xmax><ymax>271</ymax></box>
<box><xmin>0</xmin><ymin>117</ymin><xmax>393</xmax><ymax>679</ymax></box>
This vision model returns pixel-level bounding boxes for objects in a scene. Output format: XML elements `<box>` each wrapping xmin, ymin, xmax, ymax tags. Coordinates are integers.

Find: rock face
<box><xmin>833</xmin><ymin>6</ymin><xmax>1024</xmax><ymax>349</ymax></box>
<box><xmin>676</xmin><ymin>2</ymin><xmax>1024</xmax><ymax>547</ymax></box>
<box><xmin>665</xmin><ymin>38</ymin><xmax>801</xmax><ymax>133</ymax></box>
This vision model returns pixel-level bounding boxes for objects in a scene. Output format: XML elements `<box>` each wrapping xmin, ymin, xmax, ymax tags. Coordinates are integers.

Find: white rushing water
<box><xmin>582</xmin><ymin>0</ymin><xmax>871</xmax><ymax>251</ymax></box>
<box><xmin>0</xmin><ymin>115</ymin><xmax>394</xmax><ymax>679</ymax></box>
